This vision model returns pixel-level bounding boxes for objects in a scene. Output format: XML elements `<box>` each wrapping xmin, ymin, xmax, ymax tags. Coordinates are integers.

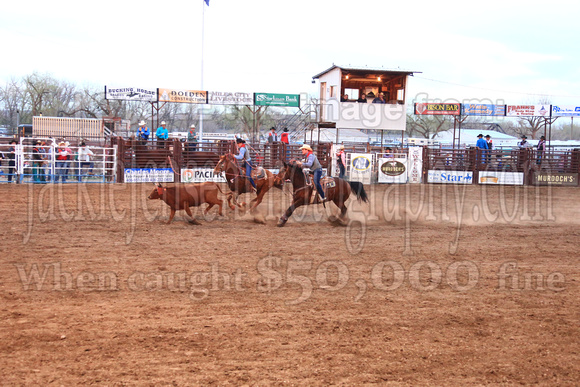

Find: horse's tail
<box><xmin>348</xmin><ymin>181</ymin><xmax>369</xmax><ymax>203</ymax></box>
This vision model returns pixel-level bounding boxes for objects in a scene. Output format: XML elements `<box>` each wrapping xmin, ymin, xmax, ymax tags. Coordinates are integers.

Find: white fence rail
<box><xmin>0</xmin><ymin>138</ymin><xmax>117</xmax><ymax>183</ymax></box>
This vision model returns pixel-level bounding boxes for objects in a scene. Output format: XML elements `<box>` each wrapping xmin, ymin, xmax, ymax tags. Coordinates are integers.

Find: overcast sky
<box><xmin>2</xmin><ymin>0</ymin><xmax>580</xmax><ymax>106</ymax></box>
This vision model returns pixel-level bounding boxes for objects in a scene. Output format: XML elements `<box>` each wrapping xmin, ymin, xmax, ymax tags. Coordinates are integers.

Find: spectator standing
<box><xmin>280</xmin><ymin>128</ymin><xmax>289</xmax><ymax>144</ymax></box>
<box><xmin>476</xmin><ymin>134</ymin><xmax>488</xmax><ymax>150</ymax></box>
<box><xmin>537</xmin><ymin>135</ymin><xmax>546</xmax><ymax>165</ymax></box>
<box><xmin>7</xmin><ymin>140</ymin><xmax>17</xmax><ymax>183</ymax></box>
<box><xmin>518</xmin><ymin>135</ymin><xmax>530</xmax><ymax>148</ymax></box>
<box><xmin>268</xmin><ymin>127</ymin><xmax>277</xmax><ymax>144</ymax></box>
<box><xmin>32</xmin><ymin>140</ymin><xmax>46</xmax><ymax>183</ymax></box>
<box><xmin>55</xmin><ymin>141</ymin><xmax>70</xmax><ymax>183</ymax></box>
<box><xmin>77</xmin><ymin>142</ymin><xmax>94</xmax><ymax>181</ymax></box>
<box><xmin>187</xmin><ymin>124</ymin><xmax>198</xmax><ymax>152</ymax></box>
<box><xmin>336</xmin><ymin>145</ymin><xmax>346</xmax><ymax>179</ymax></box>
<box><xmin>137</xmin><ymin>120</ymin><xmax>150</xmax><ymax>142</ymax></box>
<box><xmin>357</xmin><ymin>93</ymin><xmax>367</xmax><ymax>103</ymax></box>
<box><xmin>156</xmin><ymin>121</ymin><xmax>169</xmax><ymax>148</ymax></box>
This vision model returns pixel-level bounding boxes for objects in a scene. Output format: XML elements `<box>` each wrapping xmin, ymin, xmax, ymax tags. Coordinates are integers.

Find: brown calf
<box><xmin>148</xmin><ymin>182</ymin><xmax>226</xmax><ymax>224</ymax></box>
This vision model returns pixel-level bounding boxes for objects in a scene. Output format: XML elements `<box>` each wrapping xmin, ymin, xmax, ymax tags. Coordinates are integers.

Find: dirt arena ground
<box><xmin>0</xmin><ymin>182</ymin><xmax>578</xmax><ymax>385</ymax></box>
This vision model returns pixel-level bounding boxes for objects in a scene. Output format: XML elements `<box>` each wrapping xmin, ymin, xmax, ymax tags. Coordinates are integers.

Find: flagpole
<box><xmin>199</xmin><ymin>0</ymin><xmax>205</xmax><ymax>144</ymax></box>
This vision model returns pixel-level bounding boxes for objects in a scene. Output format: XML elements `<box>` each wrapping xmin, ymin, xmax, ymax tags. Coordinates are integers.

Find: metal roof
<box><xmin>312</xmin><ymin>64</ymin><xmax>421</xmax><ymax>80</ymax></box>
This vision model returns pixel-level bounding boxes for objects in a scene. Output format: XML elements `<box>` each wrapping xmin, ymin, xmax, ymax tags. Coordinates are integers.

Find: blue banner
<box><xmin>461</xmin><ymin>104</ymin><xmax>506</xmax><ymax>116</ymax></box>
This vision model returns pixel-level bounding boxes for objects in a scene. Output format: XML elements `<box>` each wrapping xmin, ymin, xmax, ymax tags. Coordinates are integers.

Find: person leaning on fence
<box><xmin>518</xmin><ymin>135</ymin><xmax>530</xmax><ymax>148</ymax></box>
<box><xmin>234</xmin><ymin>138</ymin><xmax>257</xmax><ymax>190</ymax></box>
<box><xmin>296</xmin><ymin>144</ymin><xmax>325</xmax><ymax>202</ymax></box>
<box><xmin>537</xmin><ymin>135</ymin><xmax>546</xmax><ymax>165</ymax></box>
<box><xmin>54</xmin><ymin>142</ymin><xmax>70</xmax><ymax>183</ymax></box>
<box><xmin>188</xmin><ymin>124</ymin><xmax>198</xmax><ymax>152</ymax></box>
<box><xmin>77</xmin><ymin>142</ymin><xmax>94</xmax><ymax>181</ymax></box>
<box><xmin>336</xmin><ymin>144</ymin><xmax>346</xmax><ymax>179</ymax></box>
<box><xmin>156</xmin><ymin>121</ymin><xmax>169</xmax><ymax>147</ymax></box>
<box><xmin>268</xmin><ymin>127</ymin><xmax>277</xmax><ymax>144</ymax></box>
<box><xmin>32</xmin><ymin>140</ymin><xmax>46</xmax><ymax>183</ymax></box>
<box><xmin>7</xmin><ymin>140</ymin><xmax>17</xmax><ymax>183</ymax></box>
<box><xmin>137</xmin><ymin>120</ymin><xmax>150</xmax><ymax>142</ymax></box>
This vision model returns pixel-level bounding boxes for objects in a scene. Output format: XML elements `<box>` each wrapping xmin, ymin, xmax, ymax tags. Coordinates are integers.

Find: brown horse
<box><xmin>274</xmin><ymin>161</ymin><xmax>368</xmax><ymax>227</ymax></box>
<box><xmin>214</xmin><ymin>153</ymin><xmax>282</xmax><ymax>212</ymax></box>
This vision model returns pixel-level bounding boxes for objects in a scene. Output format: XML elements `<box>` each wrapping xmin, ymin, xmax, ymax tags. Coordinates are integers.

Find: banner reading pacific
<box><xmin>158</xmin><ymin>88</ymin><xmax>207</xmax><ymax>104</ymax></box>
<box><xmin>414</xmin><ymin>103</ymin><xmax>461</xmax><ymax>116</ymax></box>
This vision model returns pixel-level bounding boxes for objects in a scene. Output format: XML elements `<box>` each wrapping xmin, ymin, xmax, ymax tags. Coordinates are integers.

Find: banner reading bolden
<box><xmin>158</xmin><ymin>88</ymin><xmax>207</xmax><ymax>104</ymax></box>
<box><xmin>414</xmin><ymin>103</ymin><xmax>460</xmax><ymax>115</ymax></box>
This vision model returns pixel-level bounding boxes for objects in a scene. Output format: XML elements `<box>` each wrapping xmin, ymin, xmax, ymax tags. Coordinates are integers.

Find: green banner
<box><xmin>254</xmin><ymin>93</ymin><xmax>300</xmax><ymax>107</ymax></box>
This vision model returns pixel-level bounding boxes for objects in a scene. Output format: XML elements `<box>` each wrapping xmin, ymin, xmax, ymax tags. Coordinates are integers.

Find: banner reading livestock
<box><xmin>414</xmin><ymin>103</ymin><xmax>461</xmax><ymax>116</ymax></box>
<box><xmin>208</xmin><ymin>91</ymin><xmax>253</xmax><ymax>105</ymax></box>
<box><xmin>158</xmin><ymin>88</ymin><xmax>207</xmax><ymax>104</ymax></box>
<box><xmin>105</xmin><ymin>86</ymin><xmax>157</xmax><ymax>102</ymax></box>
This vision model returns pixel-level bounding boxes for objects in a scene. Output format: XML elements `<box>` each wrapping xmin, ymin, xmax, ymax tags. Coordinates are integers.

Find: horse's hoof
<box><xmin>328</xmin><ymin>216</ymin><xmax>347</xmax><ymax>227</ymax></box>
<box><xmin>277</xmin><ymin>217</ymin><xmax>288</xmax><ymax>227</ymax></box>
<box><xmin>189</xmin><ymin>219</ymin><xmax>202</xmax><ymax>225</ymax></box>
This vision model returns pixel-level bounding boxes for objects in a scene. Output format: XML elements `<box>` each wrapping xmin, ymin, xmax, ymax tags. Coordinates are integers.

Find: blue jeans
<box><xmin>244</xmin><ymin>161</ymin><xmax>256</xmax><ymax>189</ymax></box>
<box><xmin>313</xmin><ymin>168</ymin><xmax>325</xmax><ymax>199</ymax></box>
<box><xmin>55</xmin><ymin>161</ymin><xmax>68</xmax><ymax>182</ymax></box>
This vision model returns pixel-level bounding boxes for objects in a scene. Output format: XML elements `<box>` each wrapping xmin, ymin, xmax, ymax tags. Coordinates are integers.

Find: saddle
<box><xmin>251</xmin><ymin>166</ymin><xmax>267</xmax><ymax>180</ymax></box>
<box><xmin>304</xmin><ymin>170</ymin><xmax>334</xmax><ymax>204</ymax></box>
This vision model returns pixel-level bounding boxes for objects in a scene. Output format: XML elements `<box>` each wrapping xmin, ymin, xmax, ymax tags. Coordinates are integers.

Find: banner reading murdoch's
<box><xmin>158</xmin><ymin>88</ymin><xmax>207</xmax><ymax>104</ymax></box>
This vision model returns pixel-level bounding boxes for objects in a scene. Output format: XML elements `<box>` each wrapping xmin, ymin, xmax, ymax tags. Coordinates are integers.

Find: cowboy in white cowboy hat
<box><xmin>137</xmin><ymin>120</ymin><xmax>150</xmax><ymax>141</ymax></box>
<box><xmin>297</xmin><ymin>144</ymin><xmax>325</xmax><ymax>202</ymax></box>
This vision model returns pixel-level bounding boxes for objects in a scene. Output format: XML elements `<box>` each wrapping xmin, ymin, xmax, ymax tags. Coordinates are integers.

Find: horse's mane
<box><xmin>286</xmin><ymin>161</ymin><xmax>306</xmax><ymax>187</ymax></box>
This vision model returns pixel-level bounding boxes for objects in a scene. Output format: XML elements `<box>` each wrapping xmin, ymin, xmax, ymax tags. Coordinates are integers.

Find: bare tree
<box><xmin>406</xmin><ymin>114</ymin><xmax>452</xmax><ymax>138</ymax></box>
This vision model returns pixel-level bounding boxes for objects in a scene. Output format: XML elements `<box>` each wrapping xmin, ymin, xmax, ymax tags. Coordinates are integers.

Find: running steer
<box><xmin>148</xmin><ymin>182</ymin><xmax>225</xmax><ymax>225</ymax></box>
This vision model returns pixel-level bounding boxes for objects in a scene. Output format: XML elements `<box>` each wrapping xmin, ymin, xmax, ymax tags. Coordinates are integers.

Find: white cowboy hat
<box><xmin>300</xmin><ymin>144</ymin><xmax>312</xmax><ymax>151</ymax></box>
<box><xmin>161</xmin><ymin>121</ymin><xmax>166</xmax><ymax>125</ymax></box>
<box><xmin>190</xmin><ymin>124</ymin><xmax>196</xmax><ymax>129</ymax></box>
<box><xmin>339</xmin><ymin>145</ymin><xmax>345</xmax><ymax>149</ymax></box>
<box><xmin>139</xmin><ymin>120</ymin><xmax>146</xmax><ymax>126</ymax></box>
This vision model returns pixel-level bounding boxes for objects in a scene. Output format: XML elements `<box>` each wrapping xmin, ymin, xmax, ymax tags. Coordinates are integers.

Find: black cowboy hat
<box><xmin>521</xmin><ymin>135</ymin><xmax>527</xmax><ymax>139</ymax></box>
<box><xmin>236</xmin><ymin>138</ymin><xmax>245</xmax><ymax>144</ymax></box>
<box><xmin>477</xmin><ymin>133</ymin><xmax>483</xmax><ymax>137</ymax></box>
<box><xmin>485</xmin><ymin>134</ymin><xmax>491</xmax><ymax>138</ymax></box>
<box><xmin>283</xmin><ymin>127</ymin><xmax>289</xmax><ymax>132</ymax></box>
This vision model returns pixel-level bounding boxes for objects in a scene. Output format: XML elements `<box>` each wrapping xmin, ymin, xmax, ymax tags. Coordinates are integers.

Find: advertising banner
<box><xmin>208</xmin><ymin>91</ymin><xmax>253</xmax><ymax>105</ymax></box>
<box><xmin>124</xmin><ymin>168</ymin><xmax>174</xmax><ymax>183</ymax></box>
<box><xmin>378</xmin><ymin>157</ymin><xmax>407</xmax><ymax>183</ymax></box>
<box><xmin>461</xmin><ymin>104</ymin><xmax>506</xmax><ymax>116</ymax></box>
<box><xmin>533</xmin><ymin>173</ymin><xmax>578</xmax><ymax>186</ymax></box>
<box><xmin>506</xmin><ymin>105</ymin><xmax>550</xmax><ymax>117</ymax></box>
<box><xmin>551</xmin><ymin>105</ymin><xmax>580</xmax><ymax>117</ymax></box>
<box><xmin>414</xmin><ymin>103</ymin><xmax>461</xmax><ymax>116</ymax></box>
<box><xmin>158</xmin><ymin>88</ymin><xmax>207</xmax><ymax>104</ymax></box>
<box><xmin>105</xmin><ymin>86</ymin><xmax>157</xmax><ymax>102</ymax></box>
<box><xmin>408</xmin><ymin>146</ymin><xmax>423</xmax><ymax>183</ymax></box>
<box><xmin>478</xmin><ymin>171</ymin><xmax>524</xmax><ymax>185</ymax></box>
<box><xmin>181</xmin><ymin>168</ymin><xmax>226</xmax><ymax>183</ymax></box>
<box><xmin>254</xmin><ymin>93</ymin><xmax>300</xmax><ymax>107</ymax></box>
<box><xmin>348</xmin><ymin>153</ymin><xmax>373</xmax><ymax>184</ymax></box>
<box><xmin>427</xmin><ymin>170</ymin><xmax>473</xmax><ymax>184</ymax></box>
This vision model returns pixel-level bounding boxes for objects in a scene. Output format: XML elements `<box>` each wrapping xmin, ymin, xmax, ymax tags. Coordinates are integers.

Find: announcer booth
<box><xmin>312</xmin><ymin>65</ymin><xmax>420</xmax><ymax>182</ymax></box>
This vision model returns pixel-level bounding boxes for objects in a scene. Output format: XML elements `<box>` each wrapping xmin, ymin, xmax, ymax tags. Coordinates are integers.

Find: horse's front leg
<box><xmin>277</xmin><ymin>199</ymin><xmax>305</xmax><ymax>227</ymax></box>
